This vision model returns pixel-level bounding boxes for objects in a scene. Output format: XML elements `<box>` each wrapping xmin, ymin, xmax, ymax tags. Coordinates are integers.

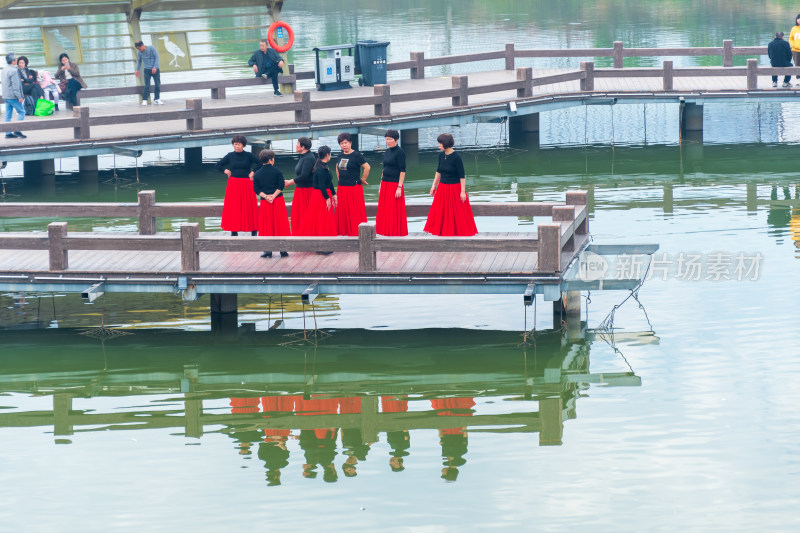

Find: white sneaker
<box><xmin>141</xmin><ymin>100</ymin><xmax>149</xmax><ymax>106</ymax></box>
<box><xmin>154</xmin><ymin>99</ymin><xmax>164</xmax><ymax>105</ymax></box>
<box><xmin>783</xmin><ymin>82</ymin><xmax>793</xmax><ymax>88</ymax></box>
<box><xmin>772</xmin><ymin>82</ymin><xmax>778</xmax><ymax>87</ymax></box>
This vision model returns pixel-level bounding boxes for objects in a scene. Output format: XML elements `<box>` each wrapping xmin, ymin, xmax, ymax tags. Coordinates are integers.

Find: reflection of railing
<box><xmin>0</xmin><ymin>191</ymin><xmax>589</xmax><ymax>274</ymax></box>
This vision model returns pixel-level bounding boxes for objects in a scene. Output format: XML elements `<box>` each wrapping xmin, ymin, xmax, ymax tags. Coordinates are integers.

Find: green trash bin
<box><xmin>355</xmin><ymin>40</ymin><xmax>389</xmax><ymax>86</ymax></box>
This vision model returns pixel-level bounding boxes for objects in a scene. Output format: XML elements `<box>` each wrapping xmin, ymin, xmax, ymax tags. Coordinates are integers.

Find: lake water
<box><xmin>2</xmin><ymin>1</ymin><xmax>800</xmax><ymax>532</ymax></box>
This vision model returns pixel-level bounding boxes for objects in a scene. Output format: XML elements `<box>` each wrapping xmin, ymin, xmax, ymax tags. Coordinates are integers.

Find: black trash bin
<box><xmin>355</xmin><ymin>40</ymin><xmax>389</xmax><ymax>86</ymax></box>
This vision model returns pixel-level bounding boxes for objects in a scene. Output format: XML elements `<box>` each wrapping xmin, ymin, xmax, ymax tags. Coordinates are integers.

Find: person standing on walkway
<box><xmin>790</xmin><ymin>15</ymin><xmax>800</xmax><ymax>84</ymax></box>
<box><xmin>248</xmin><ymin>38</ymin><xmax>284</xmax><ymax>96</ymax></box>
<box><xmin>423</xmin><ymin>133</ymin><xmax>477</xmax><ymax>236</ymax></box>
<box><xmin>284</xmin><ymin>137</ymin><xmax>316</xmax><ymax>234</ymax></box>
<box><xmin>334</xmin><ymin>132</ymin><xmax>369</xmax><ymax>236</ymax></box>
<box><xmin>768</xmin><ymin>31</ymin><xmax>793</xmax><ymax>88</ymax></box>
<box><xmin>54</xmin><ymin>53</ymin><xmax>87</xmax><ymax>107</ymax></box>
<box><xmin>253</xmin><ymin>149</ymin><xmax>291</xmax><ymax>258</ymax></box>
<box><xmin>215</xmin><ymin>135</ymin><xmax>260</xmax><ymax>236</ymax></box>
<box><xmin>299</xmin><ymin>145</ymin><xmax>337</xmax><ymax>246</ymax></box>
<box><xmin>376</xmin><ymin>129</ymin><xmax>408</xmax><ymax>236</ymax></box>
<box><xmin>134</xmin><ymin>40</ymin><xmax>163</xmax><ymax>105</ymax></box>
<box><xmin>2</xmin><ymin>53</ymin><xmax>26</xmax><ymax>139</ymax></box>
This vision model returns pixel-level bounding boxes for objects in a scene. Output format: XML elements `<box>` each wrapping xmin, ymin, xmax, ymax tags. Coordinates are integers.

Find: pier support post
<box><xmin>184</xmin><ymin>394</ymin><xmax>204</xmax><ymax>438</ymax></box>
<box><xmin>23</xmin><ymin>160</ymin><xmax>42</xmax><ymax>181</ymax></box>
<box><xmin>210</xmin><ymin>293</ymin><xmax>238</xmax><ymax>335</ymax></box>
<box><xmin>509</xmin><ymin>114</ymin><xmax>540</xmax><ymax>148</ymax></box>
<box><xmin>746</xmin><ymin>182</ymin><xmax>757</xmax><ymax>213</ymax></box>
<box><xmin>539</xmin><ymin>396</ymin><xmax>563</xmax><ymax>446</ymax></box>
<box><xmin>210</xmin><ymin>293</ymin><xmax>237</xmax><ymax>314</ymax></box>
<box><xmin>553</xmin><ymin>291</ymin><xmax>581</xmax><ymax>318</ymax></box>
<box><xmin>401</xmin><ymin>128</ymin><xmax>418</xmax><ymax>146</ymax></box>
<box><xmin>681</xmin><ymin>102</ymin><xmax>703</xmax><ymax>142</ymax></box>
<box><xmin>185</xmin><ymin>147</ymin><xmax>203</xmax><ymax>170</ymax></box>
<box><xmin>78</xmin><ymin>155</ymin><xmax>99</xmax><ymax>175</ymax></box>
<box><xmin>663</xmin><ymin>183</ymin><xmax>674</xmax><ymax>214</ymax></box>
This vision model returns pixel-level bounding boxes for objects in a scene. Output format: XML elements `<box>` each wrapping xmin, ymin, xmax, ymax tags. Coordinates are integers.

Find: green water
<box><xmin>2</xmin><ymin>1</ymin><xmax>800</xmax><ymax>531</ymax></box>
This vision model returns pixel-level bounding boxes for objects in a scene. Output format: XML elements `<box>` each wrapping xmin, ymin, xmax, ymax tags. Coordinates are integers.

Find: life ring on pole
<box><xmin>267</xmin><ymin>21</ymin><xmax>294</xmax><ymax>53</ymax></box>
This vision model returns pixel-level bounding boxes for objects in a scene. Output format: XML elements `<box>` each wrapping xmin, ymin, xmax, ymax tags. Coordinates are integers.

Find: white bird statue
<box><xmin>159</xmin><ymin>35</ymin><xmax>186</xmax><ymax>68</ymax></box>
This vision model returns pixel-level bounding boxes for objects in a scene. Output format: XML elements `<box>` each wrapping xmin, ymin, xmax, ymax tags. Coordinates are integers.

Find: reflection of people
<box><xmin>424</xmin><ymin>133</ymin><xmax>478</xmax><ymax>236</ymax></box>
<box><xmin>296</xmin><ymin>395</ymin><xmax>339</xmax><ymax>482</ymax></box>
<box><xmin>376</xmin><ymin>129</ymin><xmax>408</xmax><ymax>236</ymax></box>
<box><xmin>248</xmin><ymin>38</ymin><xmax>284</xmax><ymax>96</ymax></box>
<box><xmin>253</xmin><ymin>149</ymin><xmax>290</xmax><ymax>258</ymax></box>
<box><xmin>2</xmin><ymin>53</ymin><xmax>26</xmax><ymax>139</ymax></box>
<box><xmin>431</xmin><ymin>397</ymin><xmax>475</xmax><ymax>481</ymax></box>
<box><xmin>339</xmin><ymin>397</ymin><xmax>374</xmax><ymax>477</ymax></box>
<box><xmin>258</xmin><ymin>437</ymin><xmax>290</xmax><ymax>486</ymax></box>
<box><xmin>134</xmin><ymin>40</ymin><xmax>163</xmax><ymax>105</ymax></box>
<box><xmin>227</xmin><ymin>397</ymin><xmax>263</xmax><ymax>457</ymax></box>
<box><xmin>382</xmin><ymin>395</ymin><xmax>410</xmax><ymax>472</ymax></box>
<box><xmin>768</xmin><ymin>32</ymin><xmax>793</xmax><ymax>88</ymax></box>
<box><xmin>284</xmin><ymin>137</ymin><xmax>316</xmax><ymax>235</ymax></box>
<box><xmin>54</xmin><ymin>53</ymin><xmax>87</xmax><ymax>107</ymax></box>
<box><xmin>215</xmin><ymin>135</ymin><xmax>260</xmax><ymax>236</ymax></box>
<box><xmin>767</xmin><ymin>185</ymin><xmax>793</xmax><ymax>229</ymax></box>
<box><xmin>335</xmin><ymin>133</ymin><xmax>369</xmax><ymax>236</ymax></box>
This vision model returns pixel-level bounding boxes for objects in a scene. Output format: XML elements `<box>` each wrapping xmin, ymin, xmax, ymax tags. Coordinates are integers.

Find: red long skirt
<box><xmin>257</xmin><ymin>196</ymin><xmax>291</xmax><ymax>236</ymax></box>
<box><xmin>335</xmin><ymin>184</ymin><xmax>367</xmax><ymax>236</ymax></box>
<box><xmin>376</xmin><ymin>181</ymin><xmax>408</xmax><ymax>236</ymax></box>
<box><xmin>221</xmin><ymin>176</ymin><xmax>258</xmax><ymax>232</ymax></box>
<box><xmin>299</xmin><ymin>189</ymin><xmax>337</xmax><ymax>236</ymax></box>
<box><xmin>289</xmin><ymin>187</ymin><xmax>313</xmax><ymax>235</ymax></box>
<box><xmin>423</xmin><ymin>183</ymin><xmax>478</xmax><ymax>236</ymax></box>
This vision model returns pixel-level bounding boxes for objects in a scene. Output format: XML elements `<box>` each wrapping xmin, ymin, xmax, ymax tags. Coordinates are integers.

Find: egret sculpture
<box><xmin>159</xmin><ymin>35</ymin><xmax>186</xmax><ymax>68</ymax></box>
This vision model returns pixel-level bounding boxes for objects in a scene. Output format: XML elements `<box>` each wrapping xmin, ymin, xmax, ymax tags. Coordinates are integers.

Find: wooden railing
<box><xmin>0</xmin><ymin>191</ymin><xmax>589</xmax><ymax>274</ymax></box>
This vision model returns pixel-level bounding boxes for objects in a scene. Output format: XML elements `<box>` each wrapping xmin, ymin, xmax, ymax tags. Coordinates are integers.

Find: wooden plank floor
<box><xmin>0</xmin><ymin>232</ymin><xmax>550</xmax><ymax>276</ymax></box>
<box><xmin>0</xmin><ymin>68</ymin><xmax>785</xmax><ymax>150</ymax></box>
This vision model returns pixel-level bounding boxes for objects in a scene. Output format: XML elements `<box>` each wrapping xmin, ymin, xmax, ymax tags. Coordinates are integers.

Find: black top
<box><xmin>248</xmin><ymin>48</ymin><xmax>283</xmax><ymax>77</ymax></box>
<box><xmin>768</xmin><ymin>38</ymin><xmax>793</xmax><ymax>67</ymax></box>
<box><xmin>381</xmin><ymin>146</ymin><xmax>406</xmax><ymax>183</ymax></box>
<box><xmin>253</xmin><ymin>164</ymin><xmax>285</xmax><ymax>197</ymax></box>
<box><xmin>294</xmin><ymin>151</ymin><xmax>316</xmax><ymax>188</ymax></box>
<box><xmin>18</xmin><ymin>68</ymin><xmax>37</xmax><ymax>96</ymax></box>
<box><xmin>336</xmin><ymin>150</ymin><xmax>367</xmax><ymax>186</ymax></box>
<box><xmin>436</xmin><ymin>151</ymin><xmax>465</xmax><ymax>184</ymax></box>
<box><xmin>215</xmin><ymin>150</ymin><xmax>260</xmax><ymax>178</ymax></box>
<box><xmin>313</xmin><ymin>164</ymin><xmax>336</xmax><ymax>200</ymax></box>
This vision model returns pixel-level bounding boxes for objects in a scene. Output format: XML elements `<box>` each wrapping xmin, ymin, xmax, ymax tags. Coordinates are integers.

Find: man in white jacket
<box><xmin>2</xmin><ymin>53</ymin><xmax>26</xmax><ymax>139</ymax></box>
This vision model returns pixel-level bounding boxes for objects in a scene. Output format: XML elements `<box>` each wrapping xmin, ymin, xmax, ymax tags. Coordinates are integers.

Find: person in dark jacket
<box><xmin>16</xmin><ymin>57</ymin><xmax>44</xmax><ymax>101</ymax></box>
<box><xmin>768</xmin><ymin>31</ymin><xmax>793</xmax><ymax>87</ymax></box>
<box><xmin>248</xmin><ymin>39</ymin><xmax>284</xmax><ymax>96</ymax></box>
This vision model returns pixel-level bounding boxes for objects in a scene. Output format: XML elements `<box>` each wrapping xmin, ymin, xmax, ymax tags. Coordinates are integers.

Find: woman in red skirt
<box><xmin>299</xmin><ymin>146</ymin><xmax>337</xmax><ymax>252</ymax></box>
<box><xmin>253</xmin><ymin>149</ymin><xmax>290</xmax><ymax>258</ymax></box>
<box><xmin>334</xmin><ymin>132</ymin><xmax>370</xmax><ymax>236</ymax></box>
<box><xmin>423</xmin><ymin>133</ymin><xmax>478</xmax><ymax>236</ymax></box>
<box><xmin>376</xmin><ymin>129</ymin><xmax>408</xmax><ymax>236</ymax></box>
<box><xmin>215</xmin><ymin>135</ymin><xmax>260</xmax><ymax>236</ymax></box>
<box><xmin>283</xmin><ymin>137</ymin><xmax>315</xmax><ymax>235</ymax></box>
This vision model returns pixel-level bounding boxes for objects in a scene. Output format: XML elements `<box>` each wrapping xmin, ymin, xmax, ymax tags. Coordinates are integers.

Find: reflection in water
<box><xmin>0</xmin><ymin>328</ymin><xmax>641</xmax><ymax>485</ymax></box>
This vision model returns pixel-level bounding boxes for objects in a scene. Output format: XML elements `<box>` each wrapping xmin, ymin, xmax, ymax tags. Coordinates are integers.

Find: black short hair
<box><xmin>134</xmin><ymin>41</ymin><xmax>144</xmax><ymax>48</ymax></box>
<box><xmin>337</xmin><ymin>132</ymin><xmax>352</xmax><ymax>144</ymax></box>
<box><xmin>17</xmin><ymin>56</ymin><xmax>29</xmax><ymax>67</ymax></box>
<box><xmin>58</xmin><ymin>53</ymin><xmax>70</xmax><ymax>62</ymax></box>
<box><xmin>297</xmin><ymin>137</ymin><xmax>312</xmax><ymax>150</ymax></box>
<box><xmin>231</xmin><ymin>135</ymin><xmax>247</xmax><ymax>146</ymax></box>
<box><xmin>384</xmin><ymin>129</ymin><xmax>400</xmax><ymax>141</ymax></box>
<box><xmin>259</xmin><ymin>149</ymin><xmax>275</xmax><ymax>163</ymax></box>
<box><xmin>437</xmin><ymin>133</ymin><xmax>455</xmax><ymax>149</ymax></box>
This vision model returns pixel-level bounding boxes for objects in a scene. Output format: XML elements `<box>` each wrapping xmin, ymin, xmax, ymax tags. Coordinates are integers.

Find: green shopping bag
<box><xmin>34</xmin><ymin>98</ymin><xmax>55</xmax><ymax>117</ymax></box>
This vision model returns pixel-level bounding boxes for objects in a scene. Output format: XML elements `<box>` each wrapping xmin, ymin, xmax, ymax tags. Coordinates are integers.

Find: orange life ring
<box><xmin>267</xmin><ymin>21</ymin><xmax>294</xmax><ymax>53</ymax></box>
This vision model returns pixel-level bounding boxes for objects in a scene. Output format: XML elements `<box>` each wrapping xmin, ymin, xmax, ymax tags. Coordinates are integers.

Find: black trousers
<box><xmin>64</xmin><ymin>79</ymin><xmax>82</xmax><ymax>106</ymax></box>
<box><xmin>143</xmin><ymin>68</ymin><xmax>161</xmax><ymax>101</ymax></box>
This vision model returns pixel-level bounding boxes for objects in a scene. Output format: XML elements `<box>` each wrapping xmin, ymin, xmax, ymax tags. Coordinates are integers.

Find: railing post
<box><xmin>358</xmin><ymin>222</ymin><xmax>376</xmax><ymax>272</ymax></box>
<box><xmin>566</xmin><ymin>190</ymin><xmax>589</xmax><ymax>234</ymax></box>
<box><xmin>537</xmin><ymin>223</ymin><xmax>561</xmax><ymax>273</ymax></box>
<box><xmin>410</xmin><ymin>51</ymin><xmax>425</xmax><ymax>79</ymax></box>
<box><xmin>374</xmin><ymin>84</ymin><xmax>391</xmax><ymax>116</ymax></box>
<box><xmin>552</xmin><ymin>205</ymin><xmax>576</xmax><ymax>251</ymax></box>
<box><xmin>747</xmin><ymin>58</ymin><xmax>758</xmax><ymax>90</ymax></box>
<box><xmin>48</xmin><ymin>222</ymin><xmax>68</xmax><ymax>271</ymax></box>
<box><xmin>516</xmin><ymin>67</ymin><xmax>533</xmax><ymax>97</ymax></box>
<box><xmin>505</xmin><ymin>43</ymin><xmax>515</xmax><ymax>70</ymax></box>
<box><xmin>138</xmin><ymin>190</ymin><xmax>156</xmax><ymax>235</ymax></box>
<box><xmin>294</xmin><ymin>91</ymin><xmax>311</xmax><ymax>122</ymax></box>
<box><xmin>580</xmin><ymin>61</ymin><xmax>594</xmax><ymax>91</ymax></box>
<box><xmin>663</xmin><ymin>60</ymin><xmax>674</xmax><ymax>91</ymax></box>
<box><xmin>723</xmin><ymin>39</ymin><xmax>733</xmax><ymax>67</ymax></box>
<box><xmin>181</xmin><ymin>223</ymin><xmax>200</xmax><ymax>272</ymax></box>
<box><xmin>211</xmin><ymin>86</ymin><xmax>226</xmax><ymax>99</ymax></box>
<box><xmin>73</xmin><ymin>107</ymin><xmax>89</xmax><ymax>140</ymax></box>
<box><xmin>452</xmin><ymin>75</ymin><xmax>468</xmax><ymax>107</ymax></box>
<box><xmin>186</xmin><ymin>98</ymin><xmax>203</xmax><ymax>131</ymax></box>
<box><xmin>613</xmin><ymin>41</ymin><xmax>624</xmax><ymax>68</ymax></box>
